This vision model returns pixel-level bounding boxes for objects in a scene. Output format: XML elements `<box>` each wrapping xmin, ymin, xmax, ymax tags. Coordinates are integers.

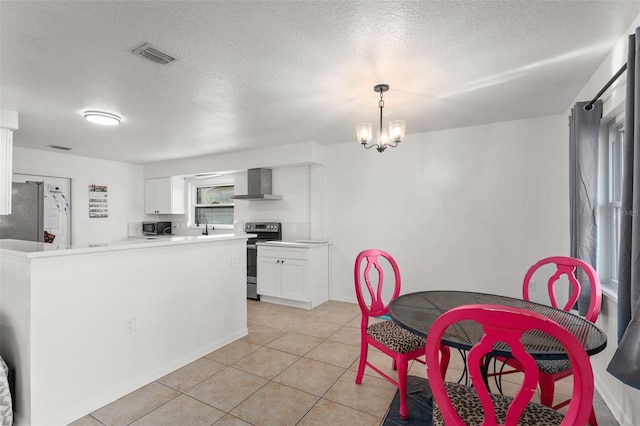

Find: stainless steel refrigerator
<box><xmin>0</xmin><ymin>182</ymin><xmax>44</xmax><ymax>242</ymax></box>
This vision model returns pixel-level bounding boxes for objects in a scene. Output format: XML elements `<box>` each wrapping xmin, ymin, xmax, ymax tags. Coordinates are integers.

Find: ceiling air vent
<box><xmin>131</xmin><ymin>43</ymin><xmax>177</xmax><ymax>65</ymax></box>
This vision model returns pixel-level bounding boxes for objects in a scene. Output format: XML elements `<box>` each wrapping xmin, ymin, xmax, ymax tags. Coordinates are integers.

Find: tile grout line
<box><xmin>81</xmin><ymin>302</ymin><xmax>372</xmax><ymax>425</ymax></box>
<box><xmin>254</xmin><ymin>314</ymin><xmax>351</xmax><ymax>424</ymax></box>
<box><xmin>124</xmin><ymin>386</ymin><xmax>183</xmax><ymax>426</ymax></box>
<box><xmin>238</xmin><ymin>308</ymin><xmax>369</xmax><ymax>424</ymax></box>
<box><xmin>78</xmin><ymin>301</ymin><xmax>617</xmax><ymax>425</ymax></box>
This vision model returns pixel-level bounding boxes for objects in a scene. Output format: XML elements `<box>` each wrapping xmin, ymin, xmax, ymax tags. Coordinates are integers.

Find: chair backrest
<box><xmin>425</xmin><ymin>304</ymin><xmax>594</xmax><ymax>426</ymax></box>
<box><xmin>522</xmin><ymin>256</ymin><xmax>602</xmax><ymax>322</ymax></box>
<box><xmin>354</xmin><ymin>249</ymin><xmax>401</xmax><ymax>318</ymax></box>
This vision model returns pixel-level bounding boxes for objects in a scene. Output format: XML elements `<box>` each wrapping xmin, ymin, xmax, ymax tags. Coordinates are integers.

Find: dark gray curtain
<box><xmin>608</xmin><ymin>27</ymin><xmax>640</xmax><ymax>390</ymax></box>
<box><xmin>569</xmin><ymin>100</ymin><xmax>602</xmax><ymax>316</ymax></box>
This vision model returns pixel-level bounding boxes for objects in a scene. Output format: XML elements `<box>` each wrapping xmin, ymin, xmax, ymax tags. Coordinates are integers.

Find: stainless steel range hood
<box><xmin>231</xmin><ymin>168</ymin><xmax>282</xmax><ymax>200</ymax></box>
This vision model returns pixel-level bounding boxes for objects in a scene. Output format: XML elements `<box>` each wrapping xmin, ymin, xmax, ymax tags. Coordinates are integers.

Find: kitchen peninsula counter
<box><xmin>0</xmin><ymin>233</ymin><xmax>250</xmax><ymax>425</ymax></box>
<box><xmin>0</xmin><ymin>233</ymin><xmax>251</xmax><ymax>258</ymax></box>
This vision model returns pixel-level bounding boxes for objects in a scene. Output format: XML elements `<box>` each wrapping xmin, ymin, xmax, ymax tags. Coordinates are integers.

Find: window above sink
<box><xmin>186</xmin><ymin>177</ymin><xmax>235</xmax><ymax>230</ymax></box>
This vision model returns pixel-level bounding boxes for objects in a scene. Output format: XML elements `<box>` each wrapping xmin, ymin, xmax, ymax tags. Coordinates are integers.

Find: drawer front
<box><xmin>258</xmin><ymin>246</ymin><xmax>280</xmax><ymax>258</ymax></box>
<box><xmin>280</xmin><ymin>248</ymin><xmax>308</xmax><ymax>260</ymax></box>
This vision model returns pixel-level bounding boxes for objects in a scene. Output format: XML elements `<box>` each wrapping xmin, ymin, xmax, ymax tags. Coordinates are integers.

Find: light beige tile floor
<box><xmin>70</xmin><ymin>299</ymin><xmax>619</xmax><ymax>426</ymax></box>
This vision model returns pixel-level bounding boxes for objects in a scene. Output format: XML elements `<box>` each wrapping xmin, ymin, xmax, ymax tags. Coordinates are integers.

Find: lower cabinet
<box><xmin>257</xmin><ymin>244</ymin><xmax>329</xmax><ymax>309</ymax></box>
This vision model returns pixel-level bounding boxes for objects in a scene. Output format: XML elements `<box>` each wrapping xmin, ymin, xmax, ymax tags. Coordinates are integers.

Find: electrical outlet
<box><xmin>231</xmin><ymin>254</ymin><xmax>238</xmax><ymax>267</ymax></box>
<box><xmin>529</xmin><ymin>280</ymin><xmax>537</xmax><ymax>292</ymax></box>
<box><xmin>292</xmin><ymin>224</ymin><xmax>298</xmax><ymax>233</ymax></box>
<box><xmin>125</xmin><ymin>316</ymin><xmax>136</xmax><ymax>334</ymax></box>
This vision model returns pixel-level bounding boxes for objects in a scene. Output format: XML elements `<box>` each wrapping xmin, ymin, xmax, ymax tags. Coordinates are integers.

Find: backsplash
<box><xmin>128</xmin><ymin>221</ymin><xmax>309</xmax><ymax>239</ymax></box>
<box><xmin>127</xmin><ymin>222</ymin><xmax>144</xmax><ymax>237</ymax></box>
<box><xmin>280</xmin><ymin>222</ymin><xmax>310</xmax><ymax>242</ymax></box>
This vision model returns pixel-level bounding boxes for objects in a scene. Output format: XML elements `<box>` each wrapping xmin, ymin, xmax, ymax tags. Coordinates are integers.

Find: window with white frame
<box><xmin>187</xmin><ymin>178</ymin><xmax>234</xmax><ymax>228</ymax></box>
<box><xmin>602</xmin><ymin>115</ymin><xmax>624</xmax><ymax>289</ymax></box>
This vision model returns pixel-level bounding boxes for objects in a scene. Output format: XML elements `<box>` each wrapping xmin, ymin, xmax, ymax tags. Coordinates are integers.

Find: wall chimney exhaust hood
<box><xmin>231</xmin><ymin>168</ymin><xmax>282</xmax><ymax>200</ymax></box>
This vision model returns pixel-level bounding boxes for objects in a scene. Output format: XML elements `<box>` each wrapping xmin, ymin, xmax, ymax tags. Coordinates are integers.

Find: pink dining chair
<box><xmin>492</xmin><ymin>256</ymin><xmax>601</xmax><ymax>425</ymax></box>
<box><xmin>522</xmin><ymin>256</ymin><xmax>602</xmax><ymax>322</ymax></box>
<box><xmin>426</xmin><ymin>304</ymin><xmax>595</xmax><ymax>426</ymax></box>
<box><xmin>354</xmin><ymin>249</ymin><xmax>449</xmax><ymax>420</ymax></box>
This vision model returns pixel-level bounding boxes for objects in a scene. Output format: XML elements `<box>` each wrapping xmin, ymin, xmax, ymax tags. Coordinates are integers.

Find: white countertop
<box><xmin>0</xmin><ymin>233</ymin><xmax>252</xmax><ymax>258</ymax></box>
<box><xmin>256</xmin><ymin>240</ymin><xmax>330</xmax><ymax>248</ymax></box>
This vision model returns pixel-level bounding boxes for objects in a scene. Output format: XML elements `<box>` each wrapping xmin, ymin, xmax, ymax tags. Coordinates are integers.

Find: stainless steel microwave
<box><xmin>142</xmin><ymin>221</ymin><xmax>172</xmax><ymax>236</ymax></box>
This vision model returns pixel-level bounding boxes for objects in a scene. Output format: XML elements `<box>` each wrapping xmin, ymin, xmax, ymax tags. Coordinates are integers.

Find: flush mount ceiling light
<box><xmin>356</xmin><ymin>84</ymin><xmax>405</xmax><ymax>153</ymax></box>
<box><xmin>83</xmin><ymin>111</ymin><xmax>121</xmax><ymax>126</ymax></box>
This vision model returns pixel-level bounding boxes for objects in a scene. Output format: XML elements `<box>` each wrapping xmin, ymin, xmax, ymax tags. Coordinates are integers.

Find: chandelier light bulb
<box><xmin>389</xmin><ymin>120</ymin><xmax>405</xmax><ymax>143</ymax></box>
<box><xmin>378</xmin><ymin>128</ymin><xmax>389</xmax><ymax>147</ymax></box>
<box><xmin>356</xmin><ymin>123</ymin><xmax>373</xmax><ymax>144</ymax></box>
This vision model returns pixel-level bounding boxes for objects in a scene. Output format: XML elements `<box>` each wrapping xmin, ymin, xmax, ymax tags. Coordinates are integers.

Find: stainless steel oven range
<box><xmin>245</xmin><ymin>222</ymin><xmax>282</xmax><ymax>300</ymax></box>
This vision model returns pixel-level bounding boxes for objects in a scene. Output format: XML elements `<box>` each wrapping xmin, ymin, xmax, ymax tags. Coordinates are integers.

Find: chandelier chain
<box><xmin>379</xmin><ymin>94</ymin><xmax>384</xmax><ymax>135</ymax></box>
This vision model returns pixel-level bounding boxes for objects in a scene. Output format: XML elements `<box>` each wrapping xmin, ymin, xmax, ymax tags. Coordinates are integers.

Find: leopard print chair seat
<box><xmin>366</xmin><ymin>320</ymin><xmax>425</xmax><ymax>353</ymax></box>
<box><xmin>536</xmin><ymin>358</ymin><xmax>572</xmax><ymax>374</ymax></box>
<box><xmin>433</xmin><ymin>382</ymin><xmax>566</xmax><ymax>426</ymax></box>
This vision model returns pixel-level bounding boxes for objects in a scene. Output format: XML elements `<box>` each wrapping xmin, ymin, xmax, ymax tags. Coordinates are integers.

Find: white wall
<box><xmin>143</xmin><ymin>113</ymin><xmax>568</xmax><ymax>304</ymax></box>
<box><xmin>12</xmin><ymin>147</ymin><xmax>145</xmax><ymax>245</ymax></box>
<box><xmin>567</xmin><ymin>16</ymin><xmax>640</xmax><ymax>426</ymax></box>
<box><xmin>228</xmin><ymin>166</ymin><xmax>313</xmax><ymax>235</ymax></box>
<box><xmin>162</xmin><ymin>166</ymin><xmax>316</xmax><ymax>241</ymax></box>
<box><xmin>324</xmin><ymin>115</ymin><xmax>568</xmax><ymax>301</ymax></box>
<box><xmin>144</xmin><ymin>141</ymin><xmax>327</xmax><ymax>241</ymax></box>
<box><xmin>143</xmin><ymin>141</ymin><xmax>326</xmax><ymax>178</ymax></box>
<box><xmin>144</xmin><ymin>114</ymin><xmax>568</xmax><ymax>305</ymax></box>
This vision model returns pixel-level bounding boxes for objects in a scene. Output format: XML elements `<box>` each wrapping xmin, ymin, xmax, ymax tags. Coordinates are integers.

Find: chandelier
<box><xmin>356</xmin><ymin>84</ymin><xmax>405</xmax><ymax>152</ymax></box>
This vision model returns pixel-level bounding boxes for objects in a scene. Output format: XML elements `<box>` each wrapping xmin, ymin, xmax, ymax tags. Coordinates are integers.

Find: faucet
<box><xmin>202</xmin><ymin>218</ymin><xmax>208</xmax><ymax>235</ymax></box>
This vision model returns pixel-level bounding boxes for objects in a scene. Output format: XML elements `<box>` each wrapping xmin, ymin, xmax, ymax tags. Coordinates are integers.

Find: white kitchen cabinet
<box><xmin>257</xmin><ymin>242</ymin><xmax>329</xmax><ymax>309</ymax></box>
<box><xmin>0</xmin><ymin>109</ymin><xmax>18</xmax><ymax>215</ymax></box>
<box><xmin>256</xmin><ymin>256</ymin><xmax>280</xmax><ymax>297</ymax></box>
<box><xmin>144</xmin><ymin>177</ymin><xmax>185</xmax><ymax>214</ymax></box>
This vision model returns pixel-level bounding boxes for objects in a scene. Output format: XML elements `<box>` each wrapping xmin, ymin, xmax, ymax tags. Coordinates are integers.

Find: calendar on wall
<box><xmin>89</xmin><ymin>185</ymin><xmax>108</xmax><ymax>218</ymax></box>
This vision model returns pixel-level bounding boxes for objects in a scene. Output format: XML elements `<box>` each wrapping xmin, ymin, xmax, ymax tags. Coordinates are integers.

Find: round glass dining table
<box><xmin>388</xmin><ymin>290</ymin><xmax>607</xmax><ymax>360</ymax></box>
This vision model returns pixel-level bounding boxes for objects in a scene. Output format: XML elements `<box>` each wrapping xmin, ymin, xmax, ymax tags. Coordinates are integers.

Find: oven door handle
<box><xmin>247</xmin><ymin>244</ymin><xmax>257</xmax><ymax>249</ymax></box>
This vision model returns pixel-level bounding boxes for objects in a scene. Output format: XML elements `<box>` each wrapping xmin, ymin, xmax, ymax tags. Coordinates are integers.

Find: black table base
<box><xmin>383</xmin><ymin>376</ymin><xmax>434</xmax><ymax>426</ymax></box>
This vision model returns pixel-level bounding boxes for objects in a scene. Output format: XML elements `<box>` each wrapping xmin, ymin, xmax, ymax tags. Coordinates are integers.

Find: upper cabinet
<box><xmin>1</xmin><ymin>109</ymin><xmax>19</xmax><ymax>215</ymax></box>
<box><xmin>144</xmin><ymin>177</ymin><xmax>185</xmax><ymax>214</ymax></box>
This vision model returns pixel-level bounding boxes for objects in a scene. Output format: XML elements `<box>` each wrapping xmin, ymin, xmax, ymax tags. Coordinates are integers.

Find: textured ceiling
<box><xmin>1</xmin><ymin>1</ymin><xmax>638</xmax><ymax>165</ymax></box>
